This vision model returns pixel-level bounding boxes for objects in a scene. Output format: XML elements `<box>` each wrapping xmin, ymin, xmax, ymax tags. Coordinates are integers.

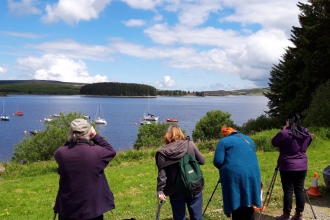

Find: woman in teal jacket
<box><xmin>213</xmin><ymin>126</ymin><xmax>261</xmax><ymax>219</ymax></box>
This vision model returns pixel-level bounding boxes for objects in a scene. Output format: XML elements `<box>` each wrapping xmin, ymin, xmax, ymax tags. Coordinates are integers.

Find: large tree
<box><xmin>265</xmin><ymin>0</ymin><xmax>330</xmax><ymax>121</ymax></box>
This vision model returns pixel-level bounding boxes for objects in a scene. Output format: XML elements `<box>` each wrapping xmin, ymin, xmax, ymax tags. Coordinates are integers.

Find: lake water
<box><xmin>0</xmin><ymin>95</ymin><xmax>269</xmax><ymax>162</ymax></box>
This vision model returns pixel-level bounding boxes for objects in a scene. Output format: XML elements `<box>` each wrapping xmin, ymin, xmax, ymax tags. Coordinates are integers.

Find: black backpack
<box><xmin>175</xmin><ymin>141</ymin><xmax>204</xmax><ymax>195</ymax></box>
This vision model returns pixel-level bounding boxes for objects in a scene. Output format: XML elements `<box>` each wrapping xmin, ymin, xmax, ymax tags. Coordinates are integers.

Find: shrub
<box><xmin>250</xmin><ymin>129</ymin><xmax>279</xmax><ymax>152</ymax></box>
<box><xmin>195</xmin><ymin>139</ymin><xmax>219</xmax><ymax>152</ymax></box>
<box><xmin>192</xmin><ymin>110</ymin><xmax>234</xmax><ymax>141</ymax></box>
<box><xmin>240</xmin><ymin>114</ymin><xmax>281</xmax><ymax>135</ymax></box>
<box><xmin>12</xmin><ymin>112</ymin><xmax>92</xmax><ymax>164</ymax></box>
<box><xmin>303</xmin><ymin>80</ymin><xmax>330</xmax><ymax>127</ymax></box>
<box><xmin>134</xmin><ymin>122</ymin><xmax>172</xmax><ymax>150</ymax></box>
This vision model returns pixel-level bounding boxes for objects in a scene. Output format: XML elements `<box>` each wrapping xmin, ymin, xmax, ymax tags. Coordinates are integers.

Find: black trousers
<box><xmin>59</xmin><ymin>214</ymin><xmax>103</xmax><ymax>220</ymax></box>
<box><xmin>231</xmin><ymin>206</ymin><xmax>255</xmax><ymax>220</ymax></box>
<box><xmin>279</xmin><ymin>170</ymin><xmax>307</xmax><ymax>213</ymax></box>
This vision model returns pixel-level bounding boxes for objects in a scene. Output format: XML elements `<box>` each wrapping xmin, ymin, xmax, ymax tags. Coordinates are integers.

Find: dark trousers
<box><xmin>231</xmin><ymin>207</ymin><xmax>255</xmax><ymax>220</ymax></box>
<box><xmin>279</xmin><ymin>170</ymin><xmax>307</xmax><ymax>213</ymax></box>
<box><xmin>59</xmin><ymin>214</ymin><xmax>103</xmax><ymax>220</ymax></box>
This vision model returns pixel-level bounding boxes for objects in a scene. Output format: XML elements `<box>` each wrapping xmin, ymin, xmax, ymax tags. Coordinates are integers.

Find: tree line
<box><xmin>80</xmin><ymin>82</ymin><xmax>157</xmax><ymax>96</ymax></box>
<box><xmin>264</xmin><ymin>0</ymin><xmax>330</xmax><ymax>127</ymax></box>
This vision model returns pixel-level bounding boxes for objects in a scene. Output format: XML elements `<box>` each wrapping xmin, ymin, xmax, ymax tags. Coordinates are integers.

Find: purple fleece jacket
<box><xmin>272</xmin><ymin>126</ymin><xmax>312</xmax><ymax>171</ymax></box>
<box><xmin>54</xmin><ymin>134</ymin><xmax>116</xmax><ymax>219</ymax></box>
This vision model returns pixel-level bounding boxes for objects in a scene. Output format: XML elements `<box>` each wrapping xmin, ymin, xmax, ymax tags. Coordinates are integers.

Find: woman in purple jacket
<box><xmin>272</xmin><ymin>113</ymin><xmax>312</xmax><ymax>220</ymax></box>
<box><xmin>54</xmin><ymin>118</ymin><xmax>116</xmax><ymax>220</ymax></box>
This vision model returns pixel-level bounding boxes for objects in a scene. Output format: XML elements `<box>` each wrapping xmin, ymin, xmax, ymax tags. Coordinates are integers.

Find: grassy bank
<box><xmin>0</xmin><ymin>138</ymin><xmax>329</xmax><ymax>220</ymax></box>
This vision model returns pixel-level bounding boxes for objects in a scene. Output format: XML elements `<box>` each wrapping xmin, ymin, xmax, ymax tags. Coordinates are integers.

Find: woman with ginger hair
<box><xmin>155</xmin><ymin>125</ymin><xmax>205</xmax><ymax>220</ymax></box>
<box><xmin>213</xmin><ymin>126</ymin><xmax>261</xmax><ymax>219</ymax></box>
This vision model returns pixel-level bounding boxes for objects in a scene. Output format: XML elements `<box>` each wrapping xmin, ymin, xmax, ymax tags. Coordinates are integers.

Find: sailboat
<box><xmin>1</xmin><ymin>101</ymin><xmax>10</xmax><ymax>121</ymax></box>
<box><xmin>143</xmin><ymin>96</ymin><xmax>158</xmax><ymax>121</ymax></box>
<box><xmin>14</xmin><ymin>105</ymin><xmax>23</xmax><ymax>116</ymax></box>
<box><xmin>44</xmin><ymin>100</ymin><xmax>52</xmax><ymax>122</ymax></box>
<box><xmin>94</xmin><ymin>103</ymin><xmax>107</xmax><ymax>124</ymax></box>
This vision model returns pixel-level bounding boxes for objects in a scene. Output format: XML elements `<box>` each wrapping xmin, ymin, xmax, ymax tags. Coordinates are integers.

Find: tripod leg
<box><xmin>257</xmin><ymin>167</ymin><xmax>278</xmax><ymax>220</ymax></box>
<box><xmin>305</xmin><ymin>189</ymin><xmax>317</xmax><ymax>219</ymax></box>
<box><xmin>203</xmin><ymin>180</ymin><xmax>220</xmax><ymax>216</ymax></box>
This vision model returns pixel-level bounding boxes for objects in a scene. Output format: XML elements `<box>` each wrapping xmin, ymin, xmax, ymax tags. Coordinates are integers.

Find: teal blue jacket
<box><xmin>213</xmin><ymin>132</ymin><xmax>261</xmax><ymax>217</ymax></box>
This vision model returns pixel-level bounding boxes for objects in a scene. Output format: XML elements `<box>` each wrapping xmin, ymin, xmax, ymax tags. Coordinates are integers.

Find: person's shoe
<box><xmin>275</xmin><ymin>212</ymin><xmax>290</xmax><ymax>220</ymax></box>
<box><xmin>291</xmin><ymin>211</ymin><xmax>303</xmax><ymax>220</ymax></box>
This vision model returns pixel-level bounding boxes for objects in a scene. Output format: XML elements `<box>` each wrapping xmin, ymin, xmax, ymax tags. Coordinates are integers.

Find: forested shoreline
<box><xmin>0</xmin><ymin>80</ymin><xmax>267</xmax><ymax>96</ymax></box>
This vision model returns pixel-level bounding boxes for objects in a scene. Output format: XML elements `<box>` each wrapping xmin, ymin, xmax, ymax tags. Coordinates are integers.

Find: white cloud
<box><xmin>41</xmin><ymin>0</ymin><xmax>111</xmax><ymax>24</ymax></box>
<box><xmin>26</xmin><ymin>39</ymin><xmax>114</xmax><ymax>61</ymax></box>
<box><xmin>8</xmin><ymin>0</ymin><xmax>41</xmax><ymax>16</ymax></box>
<box><xmin>177</xmin><ymin>1</ymin><xmax>222</xmax><ymax>27</ymax></box>
<box><xmin>156</xmin><ymin>76</ymin><xmax>176</xmax><ymax>88</ymax></box>
<box><xmin>153</xmin><ymin>14</ymin><xmax>163</xmax><ymax>22</ymax></box>
<box><xmin>0</xmin><ymin>66</ymin><xmax>8</xmax><ymax>74</ymax></box>
<box><xmin>109</xmin><ymin>38</ymin><xmax>196</xmax><ymax>59</ymax></box>
<box><xmin>124</xmin><ymin>19</ymin><xmax>146</xmax><ymax>27</ymax></box>
<box><xmin>2</xmin><ymin>31</ymin><xmax>42</xmax><ymax>39</ymax></box>
<box><xmin>121</xmin><ymin>0</ymin><xmax>162</xmax><ymax>10</ymax></box>
<box><xmin>15</xmin><ymin>54</ymin><xmax>108</xmax><ymax>83</ymax></box>
<box><xmin>221</xmin><ymin>0</ymin><xmax>308</xmax><ymax>30</ymax></box>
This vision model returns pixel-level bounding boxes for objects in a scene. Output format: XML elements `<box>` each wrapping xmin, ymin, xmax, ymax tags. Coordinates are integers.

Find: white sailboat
<box><xmin>143</xmin><ymin>96</ymin><xmax>158</xmax><ymax>121</ymax></box>
<box><xmin>0</xmin><ymin>101</ymin><xmax>10</xmax><ymax>121</ymax></box>
<box><xmin>94</xmin><ymin>103</ymin><xmax>107</xmax><ymax>124</ymax></box>
<box><xmin>44</xmin><ymin>100</ymin><xmax>52</xmax><ymax>122</ymax></box>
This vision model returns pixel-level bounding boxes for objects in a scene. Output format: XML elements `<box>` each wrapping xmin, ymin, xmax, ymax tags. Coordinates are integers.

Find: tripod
<box><xmin>203</xmin><ymin>180</ymin><xmax>220</xmax><ymax>216</ymax></box>
<box><xmin>257</xmin><ymin>167</ymin><xmax>278</xmax><ymax>220</ymax></box>
<box><xmin>258</xmin><ymin>167</ymin><xmax>317</xmax><ymax>220</ymax></box>
<box><xmin>304</xmin><ymin>188</ymin><xmax>317</xmax><ymax>219</ymax></box>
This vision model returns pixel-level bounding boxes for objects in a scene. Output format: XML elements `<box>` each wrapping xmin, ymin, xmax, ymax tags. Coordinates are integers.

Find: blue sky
<box><xmin>0</xmin><ymin>0</ymin><xmax>308</xmax><ymax>92</ymax></box>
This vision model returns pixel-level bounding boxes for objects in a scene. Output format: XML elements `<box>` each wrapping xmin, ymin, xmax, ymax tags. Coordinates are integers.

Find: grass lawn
<box><xmin>0</xmin><ymin>140</ymin><xmax>329</xmax><ymax>219</ymax></box>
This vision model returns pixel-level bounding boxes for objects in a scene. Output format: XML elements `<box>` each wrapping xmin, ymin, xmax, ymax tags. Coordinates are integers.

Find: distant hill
<box><xmin>0</xmin><ymin>80</ymin><xmax>85</xmax><ymax>95</ymax></box>
<box><xmin>0</xmin><ymin>80</ymin><xmax>268</xmax><ymax>96</ymax></box>
<box><xmin>202</xmin><ymin>88</ymin><xmax>268</xmax><ymax>96</ymax></box>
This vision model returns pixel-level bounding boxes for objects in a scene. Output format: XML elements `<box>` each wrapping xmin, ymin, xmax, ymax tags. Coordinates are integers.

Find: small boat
<box><xmin>1</xmin><ymin>101</ymin><xmax>10</xmax><ymax>121</ymax></box>
<box><xmin>52</xmin><ymin>113</ymin><xmax>60</xmax><ymax>117</ymax></box>
<box><xmin>30</xmin><ymin>130</ymin><xmax>40</xmax><ymax>135</ymax></box>
<box><xmin>44</xmin><ymin>117</ymin><xmax>53</xmax><ymax>122</ymax></box>
<box><xmin>94</xmin><ymin>103</ymin><xmax>107</xmax><ymax>124</ymax></box>
<box><xmin>143</xmin><ymin>96</ymin><xmax>158</xmax><ymax>121</ymax></box>
<box><xmin>140</xmin><ymin>120</ymin><xmax>151</xmax><ymax>125</ymax></box>
<box><xmin>166</xmin><ymin>118</ymin><xmax>179</xmax><ymax>122</ymax></box>
<box><xmin>14</xmin><ymin>105</ymin><xmax>23</xmax><ymax>116</ymax></box>
<box><xmin>83</xmin><ymin>114</ymin><xmax>91</xmax><ymax>119</ymax></box>
<box><xmin>44</xmin><ymin>100</ymin><xmax>52</xmax><ymax>122</ymax></box>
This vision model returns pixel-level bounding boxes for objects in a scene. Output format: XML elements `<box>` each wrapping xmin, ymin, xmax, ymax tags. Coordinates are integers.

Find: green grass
<box><xmin>0</xmin><ymin>141</ymin><xmax>329</xmax><ymax>219</ymax></box>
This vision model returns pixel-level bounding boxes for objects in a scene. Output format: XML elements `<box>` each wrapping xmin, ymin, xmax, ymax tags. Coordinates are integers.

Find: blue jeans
<box><xmin>169</xmin><ymin>191</ymin><xmax>203</xmax><ymax>220</ymax></box>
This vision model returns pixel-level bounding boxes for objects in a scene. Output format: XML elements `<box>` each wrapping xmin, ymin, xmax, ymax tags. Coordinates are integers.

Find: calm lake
<box><xmin>0</xmin><ymin>95</ymin><xmax>269</xmax><ymax>162</ymax></box>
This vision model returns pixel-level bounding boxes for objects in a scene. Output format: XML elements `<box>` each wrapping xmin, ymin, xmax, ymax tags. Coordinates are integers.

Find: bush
<box><xmin>192</xmin><ymin>110</ymin><xmax>234</xmax><ymax>141</ymax></box>
<box><xmin>239</xmin><ymin>114</ymin><xmax>281</xmax><ymax>135</ymax></box>
<box><xmin>303</xmin><ymin>80</ymin><xmax>330</xmax><ymax>127</ymax></box>
<box><xmin>12</xmin><ymin>112</ymin><xmax>91</xmax><ymax>164</ymax></box>
<box><xmin>250</xmin><ymin>129</ymin><xmax>279</xmax><ymax>152</ymax></box>
<box><xmin>134</xmin><ymin>122</ymin><xmax>173</xmax><ymax>150</ymax></box>
<box><xmin>195</xmin><ymin>139</ymin><xmax>219</xmax><ymax>152</ymax></box>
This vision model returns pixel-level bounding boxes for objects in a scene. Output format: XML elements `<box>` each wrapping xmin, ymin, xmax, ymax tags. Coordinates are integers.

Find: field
<box><xmin>0</xmin><ymin>138</ymin><xmax>330</xmax><ymax>219</ymax></box>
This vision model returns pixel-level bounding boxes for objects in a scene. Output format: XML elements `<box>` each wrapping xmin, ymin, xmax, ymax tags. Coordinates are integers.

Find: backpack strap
<box><xmin>233</xmin><ymin>134</ymin><xmax>255</xmax><ymax>153</ymax></box>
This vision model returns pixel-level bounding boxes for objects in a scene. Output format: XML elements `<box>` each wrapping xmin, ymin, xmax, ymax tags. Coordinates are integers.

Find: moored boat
<box><xmin>14</xmin><ymin>105</ymin><xmax>23</xmax><ymax>116</ymax></box>
<box><xmin>166</xmin><ymin>118</ymin><xmax>179</xmax><ymax>122</ymax></box>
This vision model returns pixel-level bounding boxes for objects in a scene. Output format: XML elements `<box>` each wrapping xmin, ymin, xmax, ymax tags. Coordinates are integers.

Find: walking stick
<box><xmin>257</xmin><ymin>167</ymin><xmax>278</xmax><ymax>220</ymax></box>
<box><xmin>52</xmin><ymin>213</ymin><xmax>57</xmax><ymax>220</ymax></box>
<box><xmin>203</xmin><ymin>179</ymin><xmax>220</xmax><ymax>216</ymax></box>
<box><xmin>304</xmin><ymin>188</ymin><xmax>317</xmax><ymax>219</ymax></box>
<box><xmin>155</xmin><ymin>200</ymin><xmax>165</xmax><ymax>220</ymax></box>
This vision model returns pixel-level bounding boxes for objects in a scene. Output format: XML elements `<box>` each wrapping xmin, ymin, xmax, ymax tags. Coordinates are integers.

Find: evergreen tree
<box><xmin>265</xmin><ymin>0</ymin><xmax>330</xmax><ymax>121</ymax></box>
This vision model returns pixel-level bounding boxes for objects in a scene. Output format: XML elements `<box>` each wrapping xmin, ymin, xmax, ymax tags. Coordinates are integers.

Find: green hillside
<box><xmin>0</xmin><ymin>80</ymin><xmax>268</xmax><ymax>96</ymax></box>
<box><xmin>0</xmin><ymin>80</ymin><xmax>85</xmax><ymax>95</ymax></box>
